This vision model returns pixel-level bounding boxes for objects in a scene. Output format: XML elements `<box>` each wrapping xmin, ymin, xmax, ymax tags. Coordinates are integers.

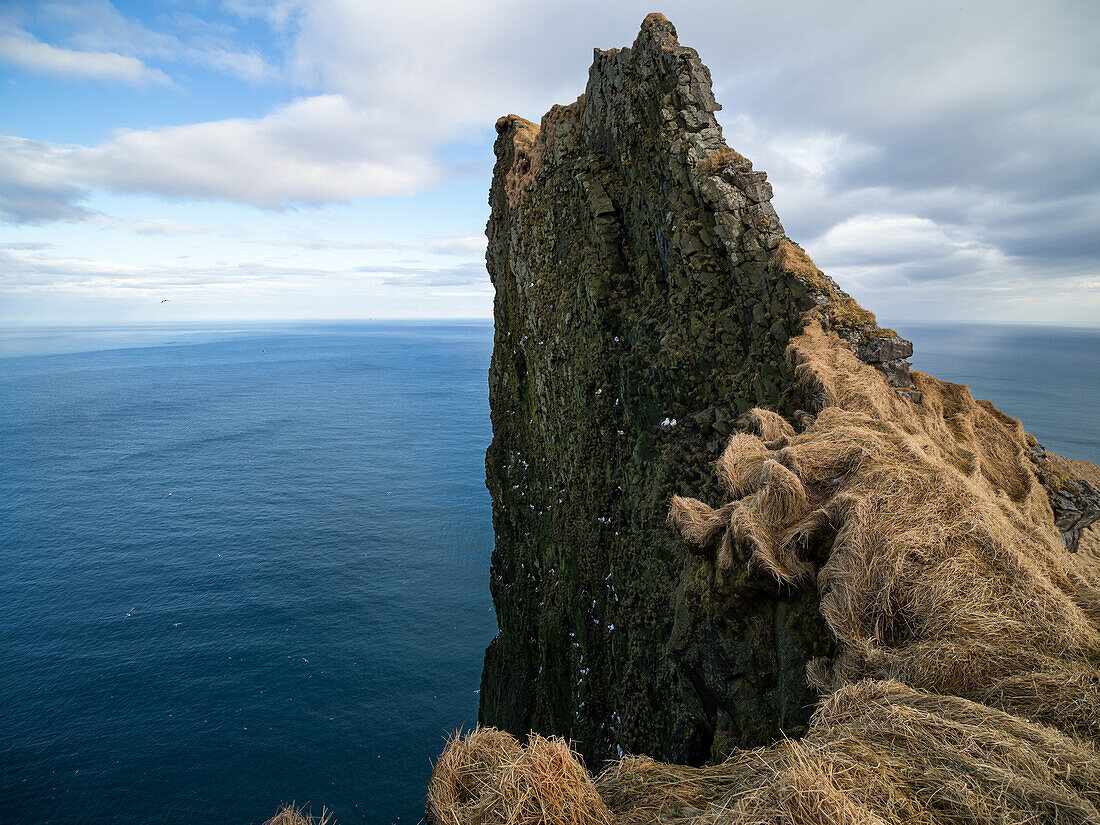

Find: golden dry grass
<box><xmin>263</xmin><ymin>804</ymin><xmax>333</xmax><ymax>825</ymax></box>
<box><xmin>600</xmin><ymin>680</ymin><xmax>1100</xmax><ymax>825</ymax></box>
<box><xmin>499</xmin><ymin>96</ymin><xmax>586</xmax><ymax>210</ymax></box>
<box><xmin>672</xmin><ymin>313</ymin><xmax>1100</xmax><ymax>740</ymax></box>
<box><xmin>770</xmin><ymin>240</ymin><xmax>895</xmax><ymax>336</ymax></box>
<box><xmin>696</xmin><ymin>146</ymin><xmax>749</xmax><ymax>176</ymax></box>
<box><xmin>427</xmin><ymin>729</ymin><xmax>611</xmax><ymax>825</ymax></box>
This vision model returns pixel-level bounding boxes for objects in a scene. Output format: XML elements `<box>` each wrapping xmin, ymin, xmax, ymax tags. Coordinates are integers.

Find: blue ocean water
<box><xmin>0</xmin><ymin>321</ymin><xmax>1097</xmax><ymax>825</ymax></box>
<box><xmin>890</xmin><ymin>322</ymin><xmax>1100</xmax><ymax>464</ymax></box>
<box><xmin>0</xmin><ymin>323</ymin><xmax>498</xmax><ymax>825</ymax></box>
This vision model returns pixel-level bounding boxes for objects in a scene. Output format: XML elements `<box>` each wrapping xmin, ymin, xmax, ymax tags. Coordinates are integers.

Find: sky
<box><xmin>1</xmin><ymin>0</ymin><xmax>1098</xmax><ymax>326</ymax></box>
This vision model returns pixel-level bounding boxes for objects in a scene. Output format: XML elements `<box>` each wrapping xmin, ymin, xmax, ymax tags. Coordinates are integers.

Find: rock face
<box><xmin>481</xmin><ymin>14</ymin><xmax>851</xmax><ymax>766</ymax></box>
<box><xmin>477</xmin><ymin>12</ymin><xmax>1098</xmax><ymax>768</ymax></box>
<box><xmin>1032</xmin><ymin>447</ymin><xmax>1100</xmax><ymax>553</ymax></box>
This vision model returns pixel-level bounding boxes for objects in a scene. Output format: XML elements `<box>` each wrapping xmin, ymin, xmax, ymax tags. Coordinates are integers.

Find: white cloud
<box><xmin>0</xmin><ymin>245</ymin><xmax>495</xmax><ymax>323</ymax></box>
<box><xmin>0</xmin><ymin>95</ymin><xmax>446</xmax><ymax>220</ymax></box>
<box><xmin>810</xmin><ymin>213</ymin><xmax>1011</xmax><ymax>294</ymax></box>
<box><xmin>2</xmin><ymin>1</ymin><xmax>1098</xmax><ymax>323</ymax></box>
<box><xmin>0</xmin><ymin>31</ymin><xmax>171</xmax><ymax>86</ymax></box>
<box><xmin>6</xmin><ymin>1</ymin><xmax>278</xmax><ymax>84</ymax></box>
<box><xmin>356</xmin><ymin>262</ymin><xmax>490</xmax><ymax>287</ymax></box>
<box><xmin>431</xmin><ymin>236</ymin><xmax>488</xmax><ymax>256</ymax></box>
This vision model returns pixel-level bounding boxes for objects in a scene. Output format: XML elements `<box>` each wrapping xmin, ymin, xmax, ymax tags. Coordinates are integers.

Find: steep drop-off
<box><xmin>435</xmin><ymin>15</ymin><xmax>1100</xmax><ymax>823</ymax></box>
<box><xmin>479</xmin><ymin>12</ymin><xmax>968</xmax><ymax>767</ymax></box>
<box><xmin>482</xmin><ymin>12</ymin><xmax>844</xmax><ymax>766</ymax></box>
<box><xmin>478</xmin><ymin>12</ymin><xmax>1100</xmax><ymax>771</ymax></box>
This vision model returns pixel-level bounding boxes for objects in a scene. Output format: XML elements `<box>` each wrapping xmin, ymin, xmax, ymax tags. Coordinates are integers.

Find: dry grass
<box><xmin>671</xmin><ymin>312</ymin><xmax>1100</xmax><ymax>739</ymax></box>
<box><xmin>772</xmin><ymin>239</ymin><xmax>825</xmax><ymax>288</ymax></box>
<box><xmin>427</xmin><ymin>729</ymin><xmax>611</xmax><ymax>825</ymax></box>
<box><xmin>770</xmin><ymin>240</ymin><xmax>896</xmax><ymax>336</ymax></box>
<box><xmin>499</xmin><ymin>96</ymin><xmax>586</xmax><ymax>210</ymax></box>
<box><xmin>263</xmin><ymin>804</ymin><xmax>333</xmax><ymax>825</ymax></box>
<box><xmin>600</xmin><ymin>680</ymin><xmax>1100</xmax><ymax>825</ymax></box>
<box><xmin>432</xmin><ymin>682</ymin><xmax>1100</xmax><ymax>824</ymax></box>
<box><xmin>827</xmin><ymin>296</ymin><xmax>881</xmax><ymax>332</ymax></box>
<box><xmin>696</xmin><ymin>145</ymin><xmax>749</xmax><ymax>176</ymax></box>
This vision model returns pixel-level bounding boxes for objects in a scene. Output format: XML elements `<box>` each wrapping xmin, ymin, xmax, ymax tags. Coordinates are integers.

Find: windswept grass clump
<box><xmin>430</xmin><ymin>682</ymin><xmax>1100</xmax><ymax>824</ymax></box>
<box><xmin>427</xmin><ymin>728</ymin><xmax>611</xmax><ymax>825</ymax></box>
<box><xmin>263</xmin><ymin>804</ymin><xmax>332</xmax><ymax>825</ymax></box>
<box><xmin>671</xmin><ymin>312</ymin><xmax>1100</xmax><ymax>739</ymax></box>
<box><xmin>600</xmin><ymin>680</ymin><xmax>1100</xmax><ymax>825</ymax></box>
<box><xmin>696</xmin><ymin>145</ymin><xmax>748</xmax><ymax>176</ymax></box>
<box><xmin>770</xmin><ymin>240</ymin><xmax>896</xmax><ymax>337</ymax></box>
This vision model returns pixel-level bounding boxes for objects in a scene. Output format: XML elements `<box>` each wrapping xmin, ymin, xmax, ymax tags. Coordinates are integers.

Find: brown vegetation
<box><xmin>427</xmin><ymin>730</ymin><xmax>611</xmax><ymax>825</ymax></box>
<box><xmin>672</xmin><ymin>313</ymin><xmax>1100</xmax><ymax>740</ymax></box>
<box><xmin>696</xmin><ymin>146</ymin><xmax>748</xmax><ymax>176</ymax></box>
<box><xmin>263</xmin><ymin>804</ymin><xmax>332</xmax><ymax>825</ymax></box>
<box><xmin>771</xmin><ymin>240</ymin><xmax>896</xmax><ymax>336</ymax></box>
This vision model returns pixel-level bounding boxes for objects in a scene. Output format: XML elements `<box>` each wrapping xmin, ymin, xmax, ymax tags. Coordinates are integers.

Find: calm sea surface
<box><xmin>1</xmin><ymin>321</ymin><xmax>1097</xmax><ymax>825</ymax></box>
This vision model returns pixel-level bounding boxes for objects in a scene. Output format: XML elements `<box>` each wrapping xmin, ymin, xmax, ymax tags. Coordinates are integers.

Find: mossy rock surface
<box><xmin>479</xmin><ymin>15</ymin><xmax>832</xmax><ymax>767</ymax></box>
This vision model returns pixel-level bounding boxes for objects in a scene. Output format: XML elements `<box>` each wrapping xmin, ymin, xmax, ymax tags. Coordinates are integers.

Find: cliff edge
<box><xmin>432</xmin><ymin>13</ymin><xmax>1100</xmax><ymax>825</ymax></box>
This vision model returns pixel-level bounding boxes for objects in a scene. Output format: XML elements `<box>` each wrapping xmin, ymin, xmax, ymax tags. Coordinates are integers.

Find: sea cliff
<box><xmin>430</xmin><ymin>14</ymin><xmax>1100</xmax><ymax>825</ymax></box>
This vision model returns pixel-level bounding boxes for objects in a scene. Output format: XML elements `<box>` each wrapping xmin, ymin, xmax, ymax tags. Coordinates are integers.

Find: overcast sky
<box><xmin>1</xmin><ymin>0</ymin><xmax>1098</xmax><ymax>326</ymax></box>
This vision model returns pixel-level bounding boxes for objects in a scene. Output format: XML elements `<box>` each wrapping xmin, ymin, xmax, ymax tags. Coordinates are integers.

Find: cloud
<box><xmin>0</xmin><ymin>136</ymin><xmax>99</xmax><ymax>223</ymax></box>
<box><xmin>0</xmin><ymin>247</ymin><xmax>491</xmax><ymax>305</ymax></box>
<box><xmin>0</xmin><ymin>31</ymin><xmax>173</xmax><ymax>85</ymax></box>
<box><xmin>355</xmin><ymin>262</ymin><xmax>490</xmax><ymax>288</ymax></box>
<box><xmin>248</xmin><ymin>235</ymin><xmax>488</xmax><ymax>254</ymax></box>
<box><xmin>2</xmin><ymin>1</ymin><xmax>1097</xmax><ymax>323</ymax></box>
<box><xmin>812</xmin><ymin>214</ymin><xmax>1010</xmax><ymax>286</ymax></box>
<box><xmin>0</xmin><ymin>240</ymin><xmax>55</xmax><ymax>250</ymax></box>
<box><xmin>252</xmin><ymin>238</ymin><xmax>401</xmax><ymax>251</ymax></box>
<box><xmin>0</xmin><ymin>95</ymin><xmax>446</xmax><ymax>221</ymax></box>
<box><xmin>430</xmin><ymin>236</ymin><xmax>488</xmax><ymax>256</ymax></box>
<box><xmin>5</xmin><ymin>1</ymin><xmax>278</xmax><ymax>84</ymax></box>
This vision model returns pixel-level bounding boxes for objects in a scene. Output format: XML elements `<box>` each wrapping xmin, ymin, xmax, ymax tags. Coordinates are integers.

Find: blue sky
<box><xmin>2</xmin><ymin>0</ymin><xmax>1098</xmax><ymax>325</ymax></box>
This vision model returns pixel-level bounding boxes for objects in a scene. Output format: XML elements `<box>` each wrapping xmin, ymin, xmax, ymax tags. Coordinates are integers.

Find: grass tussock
<box><xmin>771</xmin><ymin>240</ymin><xmax>896</xmax><ymax>336</ymax></box>
<box><xmin>431</xmin><ymin>682</ymin><xmax>1100</xmax><ymax>825</ymax></box>
<box><xmin>500</xmin><ymin>96</ymin><xmax>586</xmax><ymax>210</ymax></box>
<box><xmin>263</xmin><ymin>804</ymin><xmax>332</xmax><ymax>825</ymax></box>
<box><xmin>696</xmin><ymin>145</ymin><xmax>748</xmax><ymax>176</ymax></box>
<box><xmin>671</xmin><ymin>313</ymin><xmax>1100</xmax><ymax>738</ymax></box>
<box><xmin>427</xmin><ymin>729</ymin><xmax>611</xmax><ymax>825</ymax></box>
<box><xmin>600</xmin><ymin>680</ymin><xmax>1100</xmax><ymax>825</ymax></box>
<box><xmin>429</xmin><ymin>305</ymin><xmax>1100</xmax><ymax>825</ymax></box>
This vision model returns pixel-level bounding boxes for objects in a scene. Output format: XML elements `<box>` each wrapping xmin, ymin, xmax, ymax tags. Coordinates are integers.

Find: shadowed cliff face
<box><xmin>480</xmin><ymin>14</ymin><xmax>842</xmax><ymax>766</ymax></box>
<box><xmin>428</xmin><ymin>13</ymin><xmax>1100</xmax><ymax>823</ymax></box>
<box><xmin>478</xmin><ymin>13</ymin><xmax>1099</xmax><ymax>770</ymax></box>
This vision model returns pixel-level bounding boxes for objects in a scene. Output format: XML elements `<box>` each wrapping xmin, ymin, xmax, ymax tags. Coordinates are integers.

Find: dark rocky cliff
<box><xmin>477</xmin><ymin>13</ymin><xmax>1099</xmax><ymax>769</ymax></box>
<box><xmin>482</xmin><ymin>14</ymin><xmax>840</xmax><ymax>766</ymax></box>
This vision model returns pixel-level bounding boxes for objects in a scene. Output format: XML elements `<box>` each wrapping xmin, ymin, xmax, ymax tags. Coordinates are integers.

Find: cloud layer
<box><xmin>2</xmin><ymin>0</ymin><xmax>1098</xmax><ymax>321</ymax></box>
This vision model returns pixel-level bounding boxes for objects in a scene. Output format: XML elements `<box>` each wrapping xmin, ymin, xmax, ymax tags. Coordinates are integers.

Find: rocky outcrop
<box><xmin>1032</xmin><ymin>446</ymin><xmax>1100</xmax><ymax>552</ymax></box>
<box><xmin>480</xmin><ymin>14</ymin><xmax>914</xmax><ymax>766</ymax></box>
<box><xmin>434</xmin><ymin>14</ymin><xmax>1100</xmax><ymax>823</ymax></box>
<box><xmin>478</xmin><ymin>11</ymin><xmax>1100</xmax><ymax>771</ymax></box>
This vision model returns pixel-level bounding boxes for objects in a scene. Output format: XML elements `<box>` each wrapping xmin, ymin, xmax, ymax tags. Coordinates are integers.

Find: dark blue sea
<box><xmin>0</xmin><ymin>321</ymin><xmax>1097</xmax><ymax>825</ymax></box>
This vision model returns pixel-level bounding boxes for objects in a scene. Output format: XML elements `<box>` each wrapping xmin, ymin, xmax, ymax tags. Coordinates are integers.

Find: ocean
<box><xmin>1</xmin><ymin>321</ymin><xmax>1097</xmax><ymax>825</ymax></box>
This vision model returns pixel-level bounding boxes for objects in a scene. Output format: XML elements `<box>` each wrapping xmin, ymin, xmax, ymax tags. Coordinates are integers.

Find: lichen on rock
<box><xmin>480</xmin><ymin>12</ymin><xmax>835</xmax><ymax>767</ymax></box>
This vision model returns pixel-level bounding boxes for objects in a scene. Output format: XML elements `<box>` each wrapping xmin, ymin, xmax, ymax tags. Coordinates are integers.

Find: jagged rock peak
<box><xmin>481</xmin><ymin>15</ymin><xmax>850</xmax><ymax>767</ymax></box>
<box><xmin>491</xmin><ymin>14</ymin><xmax>916</xmax><ymax>388</ymax></box>
<box><xmin>477</xmin><ymin>11</ymin><xmax>1100</xmax><ymax>773</ymax></box>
